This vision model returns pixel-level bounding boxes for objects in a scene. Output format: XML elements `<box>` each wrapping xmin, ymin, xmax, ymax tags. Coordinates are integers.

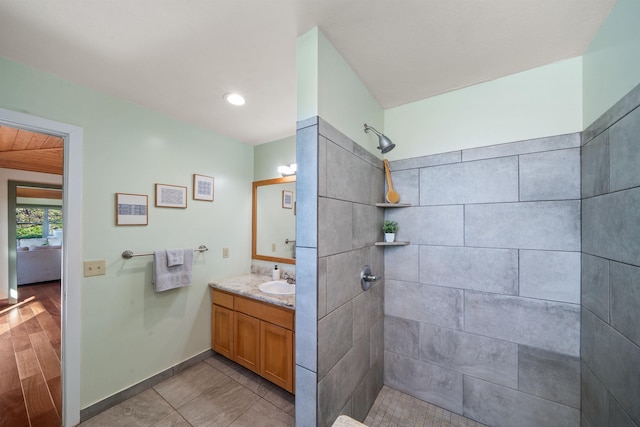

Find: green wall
<box><xmin>297</xmin><ymin>27</ymin><xmax>385</xmax><ymax>155</ymax></box>
<box><xmin>583</xmin><ymin>0</ymin><xmax>640</xmax><ymax>127</ymax></box>
<box><xmin>384</xmin><ymin>57</ymin><xmax>583</xmax><ymax>160</ymax></box>
<box><xmin>253</xmin><ymin>135</ymin><xmax>296</xmax><ymax>181</ymax></box>
<box><xmin>297</xmin><ymin>28</ymin><xmax>320</xmax><ymax>124</ymax></box>
<box><xmin>0</xmin><ymin>56</ymin><xmax>254</xmax><ymax>408</ymax></box>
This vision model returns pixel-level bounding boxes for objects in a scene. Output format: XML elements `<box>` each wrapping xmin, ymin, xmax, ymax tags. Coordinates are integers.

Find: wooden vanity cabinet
<box><xmin>211</xmin><ymin>290</ymin><xmax>234</xmax><ymax>359</ymax></box>
<box><xmin>211</xmin><ymin>288</ymin><xmax>295</xmax><ymax>393</ymax></box>
<box><xmin>211</xmin><ymin>304</ymin><xmax>233</xmax><ymax>359</ymax></box>
<box><xmin>234</xmin><ymin>311</ymin><xmax>260</xmax><ymax>373</ymax></box>
<box><xmin>260</xmin><ymin>321</ymin><xmax>293</xmax><ymax>390</ymax></box>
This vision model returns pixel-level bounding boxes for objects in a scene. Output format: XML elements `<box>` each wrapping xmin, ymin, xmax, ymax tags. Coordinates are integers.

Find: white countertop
<box><xmin>209</xmin><ymin>273</ymin><xmax>295</xmax><ymax>309</ymax></box>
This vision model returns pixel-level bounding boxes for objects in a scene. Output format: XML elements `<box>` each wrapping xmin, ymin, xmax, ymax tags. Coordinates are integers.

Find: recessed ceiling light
<box><xmin>224</xmin><ymin>92</ymin><xmax>245</xmax><ymax>106</ymax></box>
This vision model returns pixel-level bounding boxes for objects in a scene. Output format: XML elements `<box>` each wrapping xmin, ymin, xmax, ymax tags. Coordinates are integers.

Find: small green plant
<box><xmin>383</xmin><ymin>220</ymin><xmax>398</xmax><ymax>233</ymax></box>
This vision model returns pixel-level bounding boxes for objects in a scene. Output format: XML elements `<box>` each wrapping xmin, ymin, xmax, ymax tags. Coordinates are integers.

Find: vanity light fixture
<box><xmin>364</xmin><ymin>123</ymin><xmax>396</xmax><ymax>153</ymax></box>
<box><xmin>223</xmin><ymin>92</ymin><xmax>246</xmax><ymax>106</ymax></box>
<box><xmin>278</xmin><ymin>163</ymin><xmax>297</xmax><ymax>176</ymax></box>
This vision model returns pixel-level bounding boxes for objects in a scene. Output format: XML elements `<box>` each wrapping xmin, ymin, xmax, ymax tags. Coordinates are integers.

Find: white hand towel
<box><xmin>166</xmin><ymin>248</ymin><xmax>184</xmax><ymax>266</ymax></box>
<box><xmin>152</xmin><ymin>249</ymin><xmax>193</xmax><ymax>292</ymax></box>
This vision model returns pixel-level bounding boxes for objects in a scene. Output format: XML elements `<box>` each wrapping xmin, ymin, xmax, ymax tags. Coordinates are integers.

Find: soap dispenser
<box><xmin>272</xmin><ymin>265</ymin><xmax>280</xmax><ymax>281</ymax></box>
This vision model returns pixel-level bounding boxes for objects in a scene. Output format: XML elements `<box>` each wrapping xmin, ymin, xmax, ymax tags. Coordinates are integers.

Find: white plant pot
<box><xmin>384</xmin><ymin>233</ymin><xmax>396</xmax><ymax>243</ymax></box>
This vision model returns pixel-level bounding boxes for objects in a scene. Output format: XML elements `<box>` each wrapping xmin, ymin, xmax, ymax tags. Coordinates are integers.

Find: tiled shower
<box><xmin>384</xmin><ymin>134</ymin><xmax>582</xmax><ymax>426</ymax></box>
<box><xmin>295</xmin><ymin>82</ymin><xmax>640</xmax><ymax>427</ymax></box>
<box><xmin>581</xmin><ymin>84</ymin><xmax>640</xmax><ymax>427</ymax></box>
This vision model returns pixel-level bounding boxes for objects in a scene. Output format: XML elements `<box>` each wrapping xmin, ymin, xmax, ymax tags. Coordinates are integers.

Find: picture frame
<box><xmin>155</xmin><ymin>183</ymin><xmax>188</xmax><ymax>208</ymax></box>
<box><xmin>282</xmin><ymin>190</ymin><xmax>293</xmax><ymax>209</ymax></box>
<box><xmin>193</xmin><ymin>174</ymin><xmax>214</xmax><ymax>201</ymax></box>
<box><xmin>116</xmin><ymin>193</ymin><xmax>148</xmax><ymax>226</ymax></box>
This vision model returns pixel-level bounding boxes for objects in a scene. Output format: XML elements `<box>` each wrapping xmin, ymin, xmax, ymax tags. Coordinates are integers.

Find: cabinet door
<box><xmin>260</xmin><ymin>322</ymin><xmax>294</xmax><ymax>393</ymax></box>
<box><xmin>212</xmin><ymin>304</ymin><xmax>233</xmax><ymax>359</ymax></box>
<box><xmin>234</xmin><ymin>311</ymin><xmax>260</xmax><ymax>373</ymax></box>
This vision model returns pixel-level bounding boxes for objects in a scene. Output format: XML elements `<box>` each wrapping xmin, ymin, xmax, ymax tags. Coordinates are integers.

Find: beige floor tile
<box><xmin>177</xmin><ymin>378</ymin><xmax>260</xmax><ymax>427</ymax></box>
<box><xmin>204</xmin><ymin>355</ymin><xmax>274</xmax><ymax>397</ymax></box>
<box><xmin>228</xmin><ymin>399</ymin><xmax>294</xmax><ymax>427</ymax></box>
<box><xmin>154</xmin><ymin>361</ymin><xmax>228</xmax><ymax>408</ymax></box>
<box><xmin>150</xmin><ymin>411</ymin><xmax>191</xmax><ymax>427</ymax></box>
<box><xmin>263</xmin><ymin>386</ymin><xmax>295</xmax><ymax>417</ymax></box>
<box><xmin>79</xmin><ymin>389</ymin><xmax>175</xmax><ymax>427</ymax></box>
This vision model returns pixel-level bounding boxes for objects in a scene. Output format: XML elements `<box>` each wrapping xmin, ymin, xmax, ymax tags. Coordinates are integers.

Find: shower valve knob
<box><xmin>360</xmin><ymin>265</ymin><xmax>380</xmax><ymax>291</ymax></box>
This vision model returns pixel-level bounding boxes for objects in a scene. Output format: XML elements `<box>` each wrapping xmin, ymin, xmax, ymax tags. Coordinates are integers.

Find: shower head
<box><xmin>364</xmin><ymin>124</ymin><xmax>396</xmax><ymax>153</ymax></box>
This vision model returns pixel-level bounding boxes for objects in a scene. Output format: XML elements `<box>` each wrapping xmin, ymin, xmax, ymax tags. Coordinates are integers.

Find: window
<box><xmin>16</xmin><ymin>207</ymin><xmax>63</xmax><ymax>239</ymax></box>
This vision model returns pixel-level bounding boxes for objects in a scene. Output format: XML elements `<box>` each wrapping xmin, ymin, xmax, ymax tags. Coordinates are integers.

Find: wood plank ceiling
<box><xmin>0</xmin><ymin>125</ymin><xmax>63</xmax><ymax>175</ymax></box>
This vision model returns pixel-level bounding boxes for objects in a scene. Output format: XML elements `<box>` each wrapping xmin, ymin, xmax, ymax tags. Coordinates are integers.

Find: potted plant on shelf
<box><xmin>383</xmin><ymin>220</ymin><xmax>398</xmax><ymax>243</ymax></box>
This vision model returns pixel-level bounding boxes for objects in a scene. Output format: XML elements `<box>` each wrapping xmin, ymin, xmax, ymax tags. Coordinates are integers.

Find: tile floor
<box><xmin>79</xmin><ymin>353</ymin><xmax>295</xmax><ymax>427</ymax></box>
<box><xmin>364</xmin><ymin>386</ymin><xmax>487</xmax><ymax>427</ymax></box>
<box><xmin>79</xmin><ymin>354</ymin><xmax>484</xmax><ymax>427</ymax></box>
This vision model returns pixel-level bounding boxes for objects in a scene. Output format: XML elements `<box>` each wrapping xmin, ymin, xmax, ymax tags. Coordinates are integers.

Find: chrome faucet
<box><xmin>285</xmin><ymin>238</ymin><xmax>296</xmax><ymax>259</ymax></box>
<box><xmin>282</xmin><ymin>272</ymin><xmax>296</xmax><ymax>285</ymax></box>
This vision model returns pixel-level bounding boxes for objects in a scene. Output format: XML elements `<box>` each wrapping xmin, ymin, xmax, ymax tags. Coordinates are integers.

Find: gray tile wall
<box><xmin>581</xmin><ymin>84</ymin><xmax>640</xmax><ymax>427</ymax></box>
<box><xmin>295</xmin><ymin>117</ymin><xmax>319</xmax><ymax>427</ymax></box>
<box><xmin>297</xmin><ymin>117</ymin><xmax>385</xmax><ymax>427</ymax></box>
<box><xmin>384</xmin><ymin>132</ymin><xmax>582</xmax><ymax>427</ymax></box>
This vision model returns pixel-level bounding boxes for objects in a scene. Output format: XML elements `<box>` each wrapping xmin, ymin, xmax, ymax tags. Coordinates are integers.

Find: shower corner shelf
<box><xmin>375</xmin><ymin>202</ymin><xmax>411</xmax><ymax>245</ymax></box>
<box><xmin>375</xmin><ymin>202</ymin><xmax>412</xmax><ymax>208</ymax></box>
<box><xmin>375</xmin><ymin>241</ymin><xmax>410</xmax><ymax>246</ymax></box>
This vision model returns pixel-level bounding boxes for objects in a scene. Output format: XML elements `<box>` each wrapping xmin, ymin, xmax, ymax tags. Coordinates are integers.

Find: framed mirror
<box><xmin>252</xmin><ymin>176</ymin><xmax>296</xmax><ymax>264</ymax></box>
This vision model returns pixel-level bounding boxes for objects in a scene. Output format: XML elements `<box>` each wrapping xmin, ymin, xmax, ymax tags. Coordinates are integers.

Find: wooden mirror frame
<box><xmin>252</xmin><ymin>175</ymin><xmax>296</xmax><ymax>264</ymax></box>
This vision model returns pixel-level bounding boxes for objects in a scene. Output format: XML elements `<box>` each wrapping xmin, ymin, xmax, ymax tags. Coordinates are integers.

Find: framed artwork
<box><xmin>193</xmin><ymin>174</ymin><xmax>214</xmax><ymax>201</ymax></box>
<box><xmin>282</xmin><ymin>190</ymin><xmax>293</xmax><ymax>209</ymax></box>
<box><xmin>116</xmin><ymin>193</ymin><xmax>148</xmax><ymax>225</ymax></box>
<box><xmin>155</xmin><ymin>183</ymin><xmax>187</xmax><ymax>208</ymax></box>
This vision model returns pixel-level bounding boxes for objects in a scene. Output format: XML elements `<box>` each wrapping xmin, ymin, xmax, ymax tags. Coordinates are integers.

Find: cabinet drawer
<box><xmin>212</xmin><ymin>289</ymin><xmax>234</xmax><ymax>309</ymax></box>
<box><xmin>234</xmin><ymin>295</ymin><xmax>294</xmax><ymax>330</ymax></box>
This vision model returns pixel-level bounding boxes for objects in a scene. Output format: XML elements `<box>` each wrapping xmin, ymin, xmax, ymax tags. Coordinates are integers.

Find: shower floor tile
<box><xmin>364</xmin><ymin>386</ymin><xmax>487</xmax><ymax>427</ymax></box>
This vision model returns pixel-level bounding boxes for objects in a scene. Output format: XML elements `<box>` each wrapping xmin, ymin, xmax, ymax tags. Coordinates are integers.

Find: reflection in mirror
<box><xmin>252</xmin><ymin>176</ymin><xmax>296</xmax><ymax>265</ymax></box>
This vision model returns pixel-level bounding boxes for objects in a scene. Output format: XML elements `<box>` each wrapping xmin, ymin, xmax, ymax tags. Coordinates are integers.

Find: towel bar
<box><xmin>122</xmin><ymin>245</ymin><xmax>208</xmax><ymax>259</ymax></box>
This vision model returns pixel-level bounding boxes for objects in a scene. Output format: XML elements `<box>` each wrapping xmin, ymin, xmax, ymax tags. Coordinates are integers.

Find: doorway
<box><xmin>8</xmin><ymin>182</ymin><xmax>63</xmax><ymax>304</ymax></box>
<box><xmin>0</xmin><ymin>108</ymin><xmax>82</xmax><ymax>426</ymax></box>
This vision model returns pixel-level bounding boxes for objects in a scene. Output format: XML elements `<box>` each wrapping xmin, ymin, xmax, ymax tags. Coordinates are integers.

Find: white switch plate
<box><xmin>84</xmin><ymin>260</ymin><xmax>106</xmax><ymax>277</ymax></box>
<box><xmin>222</xmin><ymin>248</ymin><xmax>230</xmax><ymax>258</ymax></box>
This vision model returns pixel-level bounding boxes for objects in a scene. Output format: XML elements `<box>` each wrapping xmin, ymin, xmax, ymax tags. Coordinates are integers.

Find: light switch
<box><xmin>222</xmin><ymin>248</ymin><xmax>230</xmax><ymax>258</ymax></box>
<box><xmin>84</xmin><ymin>260</ymin><xmax>106</xmax><ymax>277</ymax></box>
<box><xmin>272</xmin><ymin>243</ymin><xmax>276</xmax><ymax>252</ymax></box>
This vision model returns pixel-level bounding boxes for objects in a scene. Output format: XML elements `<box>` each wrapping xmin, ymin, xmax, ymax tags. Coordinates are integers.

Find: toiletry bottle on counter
<box><xmin>273</xmin><ymin>265</ymin><xmax>280</xmax><ymax>280</ymax></box>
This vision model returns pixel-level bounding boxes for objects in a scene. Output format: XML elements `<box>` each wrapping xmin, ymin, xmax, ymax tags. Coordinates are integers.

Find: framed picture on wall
<box><xmin>282</xmin><ymin>190</ymin><xmax>293</xmax><ymax>209</ymax></box>
<box><xmin>116</xmin><ymin>193</ymin><xmax>148</xmax><ymax>225</ymax></box>
<box><xmin>193</xmin><ymin>174</ymin><xmax>214</xmax><ymax>201</ymax></box>
<box><xmin>155</xmin><ymin>184</ymin><xmax>187</xmax><ymax>208</ymax></box>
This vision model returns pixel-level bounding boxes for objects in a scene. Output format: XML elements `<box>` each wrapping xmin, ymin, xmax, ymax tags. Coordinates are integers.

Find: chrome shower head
<box><xmin>364</xmin><ymin>124</ymin><xmax>396</xmax><ymax>153</ymax></box>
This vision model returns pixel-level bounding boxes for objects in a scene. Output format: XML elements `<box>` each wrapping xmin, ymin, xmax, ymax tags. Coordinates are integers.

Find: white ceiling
<box><xmin>0</xmin><ymin>0</ymin><xmax>616</xmax><ymax>145</ymax></box>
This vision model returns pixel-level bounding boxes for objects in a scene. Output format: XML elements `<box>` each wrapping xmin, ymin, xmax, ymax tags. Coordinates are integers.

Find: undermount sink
<box><xmin>258</xmin><ymin>280</ymin><xmax>295</xmax><ymax>295</ymax></box>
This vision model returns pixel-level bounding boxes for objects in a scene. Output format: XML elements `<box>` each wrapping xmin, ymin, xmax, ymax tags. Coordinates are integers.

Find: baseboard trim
<box><xmin>79</xmin><ymin>349</ymin><xmax>213</xmax><ymax>422</ymax></box>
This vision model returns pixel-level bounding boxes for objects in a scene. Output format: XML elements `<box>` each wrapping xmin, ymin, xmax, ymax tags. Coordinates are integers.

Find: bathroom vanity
<box><xmin>209</xmin><ymin>274</ymin><xmax>295</xmax><ymax>393</ymax></box>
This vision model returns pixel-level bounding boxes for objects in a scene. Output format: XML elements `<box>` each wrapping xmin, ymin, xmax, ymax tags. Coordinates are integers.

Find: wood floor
<box><xmin>0</xmin><ymin>281</ymin><xmax>61</xmax><ymax>427</ymax></box>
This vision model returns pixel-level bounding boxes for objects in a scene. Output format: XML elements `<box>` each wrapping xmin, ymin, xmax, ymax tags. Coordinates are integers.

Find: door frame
<box><xmin>0</xmin><ymin>108</ymin><xmax>82</xmax><ymax>426</ymax></box>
